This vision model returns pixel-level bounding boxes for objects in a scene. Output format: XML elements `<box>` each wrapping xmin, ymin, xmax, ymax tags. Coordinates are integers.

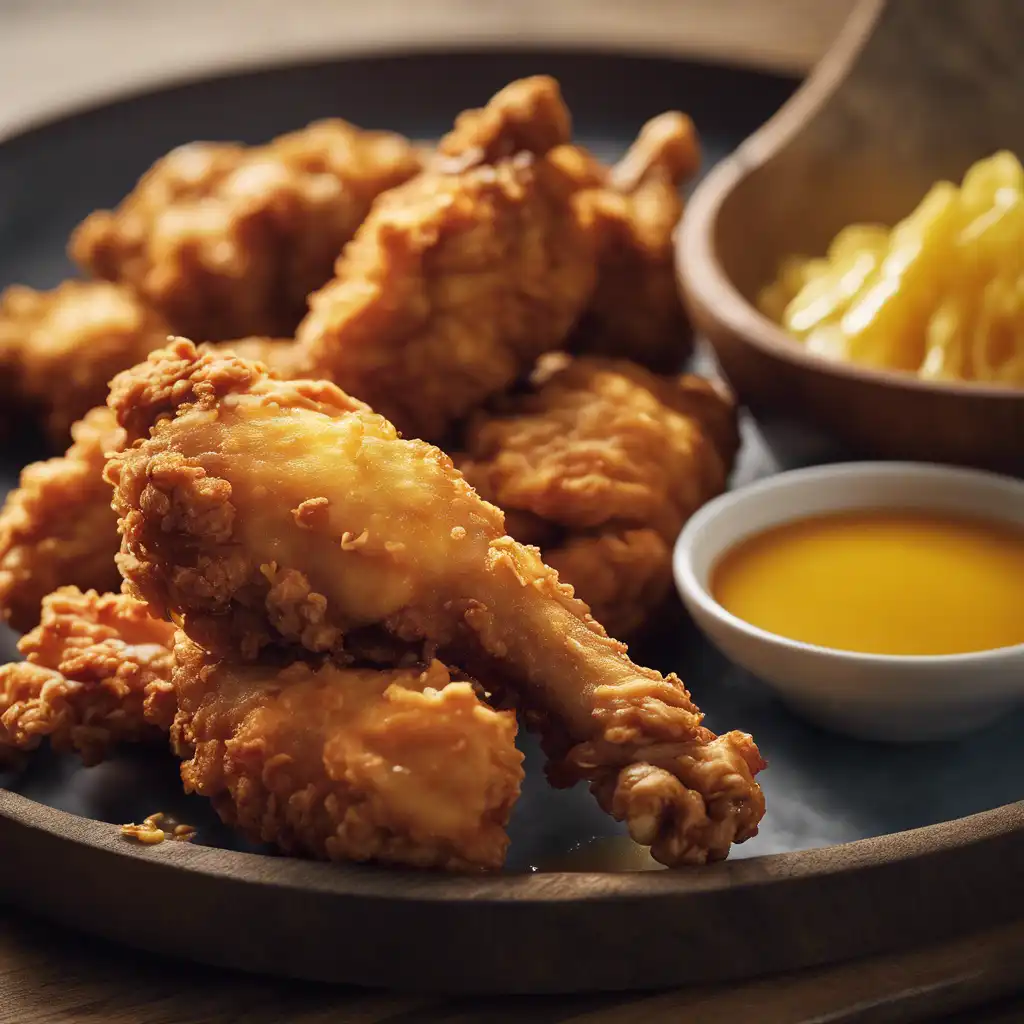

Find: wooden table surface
<box><xmin>1</xmin><ymin>1</ymin><xmax>1021</xmax><ymax>1020</ymax></box>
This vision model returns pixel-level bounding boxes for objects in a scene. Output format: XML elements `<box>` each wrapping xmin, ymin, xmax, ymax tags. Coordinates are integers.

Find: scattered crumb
<box><xmin>121</xmin><ymin>812</ymin><xmax>197</xmax><ymax>845</ymax></box>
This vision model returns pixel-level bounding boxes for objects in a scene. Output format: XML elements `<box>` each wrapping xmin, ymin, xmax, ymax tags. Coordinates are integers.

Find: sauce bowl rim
<box><xmin>673</xmin><ymin>460</ymin><xmax>1024</xmax><ymax>666</ymax></box>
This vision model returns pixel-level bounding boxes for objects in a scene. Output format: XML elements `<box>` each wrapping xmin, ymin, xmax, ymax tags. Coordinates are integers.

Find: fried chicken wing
<box><xmin>557</xmin><ymin>113</ymin><xmax>700</xmax><ymax>372</ymax></box>
<box><xmin>457</xmin><ymin>355</ymin><xmax>737</xmax><ymax>636</ymax></box>
<box><xmin>0</xmin><ymin>587</ymin><xmax>176</xmax><ymax>765</ymax></box>
<box><xmin>0</xmin><ymin>281</ymin><xmax>168</xmax><ymax>444</ymax></box>
<box><xmin>0</xmin><ymin>407</ymin><xmax>125</xmax><ymax>632</ymax></box>
<box><xmin>172</xmin><ymin>636</ymin><xmax>522</xmax><ymax>870</ymax></box>
<box><xmin>294</xmin><ymin>77</ymin><xmax>596</xmax><ymax>441</ymax></box>
<box><xmin>70</xmin><ymin>121</ymin><xmax>423</xmax><ymax>341</ymax></box>
<box><xmin>106</xmin><ymin>341</ymin><xmax>764</xmax><ymax>865</ymax></box>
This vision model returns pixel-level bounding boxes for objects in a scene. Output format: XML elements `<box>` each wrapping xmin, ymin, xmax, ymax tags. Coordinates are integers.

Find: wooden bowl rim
<box><xmin>677</xmin><ymin>0</ymin><xmax>1024</xmax><ymax>404</ymax></box>
<box><xmin>3</xmin><ymin>788</ymin><xmax>1022</xmax><ymax>899</ymax></box>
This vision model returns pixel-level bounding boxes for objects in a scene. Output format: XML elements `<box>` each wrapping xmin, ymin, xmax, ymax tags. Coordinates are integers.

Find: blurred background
<box><xmin>0</xmin><ymin>0</ymin><xmax>856</xmax><ymax>136</ymax></box>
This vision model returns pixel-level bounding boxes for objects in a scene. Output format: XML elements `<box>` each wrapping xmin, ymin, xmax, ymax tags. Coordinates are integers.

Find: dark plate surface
<box><xmin>1</xmin><ymin>49</ymin><xmax>1022</xmax><ymax>993</ymax></box>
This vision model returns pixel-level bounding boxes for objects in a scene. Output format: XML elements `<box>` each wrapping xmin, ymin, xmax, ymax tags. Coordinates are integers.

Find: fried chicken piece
<box><xmin>0</xmin><ymin>407</ymin><xmax>125</xmax><ymax>633</ymax></box>
<box><xmin>0</xmin><ymin>281</ymin><xmax>168</xmax><ymax>444</ymax></box>
<box><xmin>294</xmin><ymin>77</ymin><xmax>596</xmax><ymax>441</ymax></box>
<box><xmin>556</xmin><ymin>113</ymin><xmax>700</xmax><ymax>372</ymax></box>
<box><xmin>543</xmin><ymin>530</ymin><xmax>673</xmax><ymax>640</ymax></box>
<box><xmin>106</xmin><ymin>342</ymin><xmax>764</xmax><ymax>865</ymax></box>
<box><xmin>436</xmin><ymin>75</ymin><xmax>572</xmax><ymax>166</ymax></box>
<box><xmin>461</xmin><ymin>355</ymin><xmax>737</xmax><ymax>542</ymax></box>
<box><xmin>172</xmin><ymin>636</ymin><xmax>522</xmax><ymax>870</ymax></box>
<box><xmin>70</xmin><ymin>121</ymin><xmax>423</xmax><ymax>341</ymax></box>
<box><xmin>0</xmin><ymin>587</ymin><xmax>176</xmax><ymax>766</ymax></box>
<box><xmin>457</xmin><ymin>355</ymin><xmax>737</xmax><ymax>636</ymax></box>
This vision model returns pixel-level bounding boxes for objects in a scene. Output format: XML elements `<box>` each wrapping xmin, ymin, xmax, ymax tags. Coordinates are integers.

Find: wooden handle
<box><xmin>839</xmin><ymin>0</ymin><xmax>1024</xmax><ymax>173</ymax></box>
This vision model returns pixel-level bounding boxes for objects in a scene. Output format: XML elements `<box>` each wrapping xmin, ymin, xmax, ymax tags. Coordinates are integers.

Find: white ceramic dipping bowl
<box><xmin>674</xmin><ymin>462</ymin><xmax>1024</xmax><ymax>742</ymax></box>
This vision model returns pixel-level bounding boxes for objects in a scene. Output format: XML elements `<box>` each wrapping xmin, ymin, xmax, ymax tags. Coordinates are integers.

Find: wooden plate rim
<box><xmin>3</xmin><ymin>789</ymin><xmax>1022</xmax><ymax>899</ymax></box>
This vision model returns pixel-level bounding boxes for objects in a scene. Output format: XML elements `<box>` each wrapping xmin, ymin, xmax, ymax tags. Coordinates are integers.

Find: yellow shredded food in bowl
<box><xmin>759</xmin><ymin>151</ymin><xmax>1024</xmax><ymax>386</ymax></box>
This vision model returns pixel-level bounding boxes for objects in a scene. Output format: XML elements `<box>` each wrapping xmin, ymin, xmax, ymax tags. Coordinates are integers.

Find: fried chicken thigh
<box><xmin>106</xmin><ymin>341</ymin><xmax>764</xmax><ymax>865</ymax></box>
<box><xmin>458</xmin><ymin>355</ymin><xmax>738</xmax><ymax>637</ymax></box>
<box><xmin>0</xmin><ymin>407</ymin><xmax>125</xmax><ymax>632</ymax></box>
<box><xmin>71</xmin><ymin>120</ymin><xmax>423</xmax><ymax>341</ymax></box>
<box><xmin>172</xmin><ymin>637</ymin><xmax>522</xmax><ymax>870</ymax></box>
<box><xmin>0</xmin><ymin>281</ymin><xmax>168</xmax><ymax>444</ymax></box>
<box><xmin>294</xmin><ymin>77</ymin><xmax>596</xmax><ymax>441</ymax></box>
<box><xmin>0</xmin><ymin>587</ymin><xmax>176</xmax><ymax>765</ymax></box>
<box><xmin>559</xmin><ymin>113</ymin><xmax>700</xmax><ymax>372</ymax></box>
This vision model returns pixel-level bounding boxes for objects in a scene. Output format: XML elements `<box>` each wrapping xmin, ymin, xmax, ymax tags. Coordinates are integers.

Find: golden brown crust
<box><xmin>0</xmin><ymin>281</ymin><xmax>169</xmax><ymax>445</ymax></box>
<box><xmin>294</xmin><ymin>80</ymin><xmax>596</xmax><ymax>442</ymax></box>
<box><xmin>0</xmin><ymin>587</ymin><xmax>176</xmax><ymax>766</ymax></box>
<box><xmin>70</xmin><ymin>120</ymin><xmax>423</xmax><ymax>341</ymax></box>
<box><xmin>172</xmin><ymin>636</ymin><xmax>523</xmax><ymax>870</ymax></box>
<box><xmin>544</xmin><ymin>529</ymin><xmax>673</xmax><ymax>640</ymax></box>
<box><xmin>460</xmin><ymin>355</ymin><xmax>737</xmax><ymax>543</ymax></box>
<box><xmin>436</xmin><ymin>75</ymin><xmax>572</xmax><ymax>167</ymax></box>
<box><xmin>0</xmin><ymin>407</ymin><xmax>125</xmax><ymax>633</ymax></box>
<box><xmin>561</xmin><ymin>113</ymin><xmax>701</xmax><ymax>372</ymax></box>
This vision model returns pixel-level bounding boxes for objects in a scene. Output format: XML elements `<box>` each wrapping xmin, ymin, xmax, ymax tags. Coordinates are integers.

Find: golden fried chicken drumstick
<box><xmin>107</xmin><ymin>341</ymin><xmax>764</xmax><ymax>865</ymax></box>
<box><xmin>294</xmin><ymin>77</ymin><xmax>596</xmax><ymax>441</ymax></box>
<box><xmin>71</xmin><ymin>120</ymin><xmax>423</xmax><ymax>341</ymax></box>
<box><xmin>458</xmin><ymin>355</ymin><xmax>738</xmax><ymax>637</ymax></box>
<box><xmin>172</xmin><ymin>637</ymin><xmax>523</xmax><ymax>870</ymax></box>
<box><xmin>0</xmin><ymin>587</ymin><xmax>176</xmax><ymax>766</ymax></box>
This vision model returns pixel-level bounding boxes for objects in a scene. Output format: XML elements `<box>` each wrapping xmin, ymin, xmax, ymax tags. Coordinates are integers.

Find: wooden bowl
<box><xmin>678</xmin><ymin>0</ymin><xmax>1024</xmax><ymax>473</ymax></box>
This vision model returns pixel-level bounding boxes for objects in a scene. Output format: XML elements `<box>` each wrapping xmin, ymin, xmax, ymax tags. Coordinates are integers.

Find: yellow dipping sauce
<box><xmin>711</xmin><ymin>510</ymin><xmax>1024</xmax><ymax>656</ymax></box>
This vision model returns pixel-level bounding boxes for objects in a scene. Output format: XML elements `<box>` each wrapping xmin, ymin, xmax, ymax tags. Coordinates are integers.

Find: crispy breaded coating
<box><xmin>172</xmin><ymin>637</ymin><xmax>523</xmax><ymax>870</ymax></box>
<box><xmin>294</xmin><ymin>78</ymin><xmax>596</xmax><ymax>441</ymax></box>
<box><xmin>543</xmin><ymin>529</ymin><xmax>673</xmax><ymax>640</ymax></box>
<box><xmin>0</xmin><ymin>407</ymin><xmax>125</xmax><ymax>633</ymax></box>
<box><xmin>0</xmin><ymin>587</ymin><xmax>176</xmax><ymax>765</ymax></box>
<box><xmin>436</xmin><ymin>75</ymin><xmax>572</xmax><ymax>166</ymax></box>
<box><xmin>106</xmin><ymin>341</ymin><xmax>764</xmax><ymax>865</ymax></box>
<box><xmin>0</xmin><ymin>281</ymin><xmax>168</xmax><ymax>444</ymax></box>
<box><xmin>460</xmin><ymin>355</ymin><xmax>735</xmax><ymax>542</ymax></box>
<box><xmin>557</xmin><ymin>113</ymin><xmax>701</xmax><ymax>372</ymax></box>
<box><xmin>70</xmin><ymin>120</ymin><xmax>423</xmax><ymax>341</ymax></box>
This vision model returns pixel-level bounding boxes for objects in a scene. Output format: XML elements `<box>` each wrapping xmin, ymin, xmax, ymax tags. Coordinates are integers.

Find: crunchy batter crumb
<box><xmin>121</xmin><ymin>812</ymin><xmax>197</xmax><ymax>845</ymax></box>
<box><xmin>292</xmin><ymin>496</ymin><xmax>330</xmax><ymax>530</ymax></box>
